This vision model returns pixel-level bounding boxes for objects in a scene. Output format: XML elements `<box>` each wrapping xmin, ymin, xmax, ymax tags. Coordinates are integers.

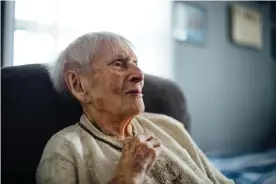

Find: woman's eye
<box><xmin>112</xmin><ymin>60</ymin><xmax>123</xmax><ymax>68</ymax></box>
<box><xmin>114</xmin><ymin>62</ymin><xmax>122</xmax><ymax>67</ymax></box>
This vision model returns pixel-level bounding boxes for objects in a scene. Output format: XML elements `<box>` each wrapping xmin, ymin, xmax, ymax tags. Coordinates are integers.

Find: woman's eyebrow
<box><xmin>111</xmin><ymin>54</ymin><xmax>130</xmax><ymax>61</ymax></box>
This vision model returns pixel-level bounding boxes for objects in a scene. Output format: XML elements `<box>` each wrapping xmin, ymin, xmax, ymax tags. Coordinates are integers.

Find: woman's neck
<box><xmin>83</xmin><ymin>105</ymin><xmax>134</xmax><ymax>140</ymax></box>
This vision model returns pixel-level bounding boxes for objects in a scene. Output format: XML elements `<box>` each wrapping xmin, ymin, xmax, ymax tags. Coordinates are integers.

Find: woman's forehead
<box><xmin>95</xmin><ymin>39</ymin><xmax>137</xmax><ymax>61</ymax></box>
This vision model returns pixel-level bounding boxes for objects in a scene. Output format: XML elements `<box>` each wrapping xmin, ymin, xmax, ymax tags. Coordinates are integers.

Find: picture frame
<box><xmin>172</xmin><ymin>2</ymin><xmax>207</xmax><ymax>46</ymax></box>
<box><xmin>229</xmin><ymin>4</ymin><xmax>263</xmax><ymax>50</ymax></box>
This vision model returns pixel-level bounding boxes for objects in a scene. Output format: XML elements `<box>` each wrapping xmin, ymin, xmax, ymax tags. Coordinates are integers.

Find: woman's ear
<box><xmin>65</xmin><ymin>70</ymin><xmax>89</xmax><ymax>103</ymax></box>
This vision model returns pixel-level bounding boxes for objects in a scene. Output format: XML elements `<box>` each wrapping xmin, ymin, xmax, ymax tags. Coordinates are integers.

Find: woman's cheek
<box><xmin>109</xmin><ymin>73</ymin><xmax>124</xmax><ymax>95</ymax></box>
<box><xmin>109</xmin><ymin>81</ymin><xmax>122</xmax><ymax>95</ymax></box>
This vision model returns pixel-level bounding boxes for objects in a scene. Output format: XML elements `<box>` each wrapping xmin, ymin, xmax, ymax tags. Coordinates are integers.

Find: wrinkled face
<box><xmin>83</xmin><ymin>39</ymin><xmax>145</xmax><ymax>116</ymax></box>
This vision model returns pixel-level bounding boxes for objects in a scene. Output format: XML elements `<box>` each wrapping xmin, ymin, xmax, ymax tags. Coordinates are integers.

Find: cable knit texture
<box><xmin>36</xmin><ymin>112</ymin><xmax>234</xmax><ymax>184</ymax></box>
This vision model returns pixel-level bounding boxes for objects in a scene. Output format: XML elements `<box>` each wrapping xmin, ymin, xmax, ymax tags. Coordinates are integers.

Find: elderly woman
<box><xmin>36</xmin><ymin>32</ymin><xmax>233</xmax><ymax>184</ymax></box>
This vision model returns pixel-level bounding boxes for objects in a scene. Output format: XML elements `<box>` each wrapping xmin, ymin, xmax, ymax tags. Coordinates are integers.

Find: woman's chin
<box><xmin>124</xmin><ymin>101</ymin><xmax>145</xmax><ymax>115</ymax></box>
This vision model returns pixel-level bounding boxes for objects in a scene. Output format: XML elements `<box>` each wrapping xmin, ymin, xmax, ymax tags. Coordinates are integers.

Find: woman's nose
<box><xmin>129</xmin><ymin>65</ymin><xmax>144</xmax><ymax>83</ymax></box>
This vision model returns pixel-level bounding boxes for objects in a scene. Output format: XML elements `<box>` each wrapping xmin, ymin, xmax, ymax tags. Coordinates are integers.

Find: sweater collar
<box><xmin>79</xmin><ymin>114</ymin><xmax>140</xmax><ymax>147</ymax></box>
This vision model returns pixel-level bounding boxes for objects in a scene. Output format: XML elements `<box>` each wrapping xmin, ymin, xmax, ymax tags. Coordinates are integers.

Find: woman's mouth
<box><xmin>126</xmin><ymin>90</ymin><xmax>143</xmax><ymax>97</ymax></box>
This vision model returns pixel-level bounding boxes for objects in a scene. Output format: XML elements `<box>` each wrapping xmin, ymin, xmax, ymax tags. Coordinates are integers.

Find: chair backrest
<box><xmin>2</xmin><ymin>64</ymin><xmax>190</xmax><ymax>184</ymax></box>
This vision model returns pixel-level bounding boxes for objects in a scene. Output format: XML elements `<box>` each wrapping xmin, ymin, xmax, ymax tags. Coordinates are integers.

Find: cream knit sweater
<box><xmin>36</xmin><ymin>112</ymin><xmax>234</xmax><ymax>184</ymax></box>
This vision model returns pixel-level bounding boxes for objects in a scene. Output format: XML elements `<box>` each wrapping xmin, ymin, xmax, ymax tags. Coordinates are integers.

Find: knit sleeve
<box><xmin>142</xmin><ymin>113</ymin><xmax>234</xmax><ymax>184</ymax></box>
<box><xmin>36</xmin><ymin>135</ymin><xmax>77</xmax><ymax>184</ymax></box>
<box><xmin>164</xmin><ymin>115</ymin><xmax>234</xmax><ymax>183</ymax></box>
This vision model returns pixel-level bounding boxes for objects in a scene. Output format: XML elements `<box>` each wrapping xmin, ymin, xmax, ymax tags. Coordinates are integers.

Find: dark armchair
<box><xmin>2</xmin><ymin>64</ymin><xmax>190</xmax><ymax>184</ymax></box>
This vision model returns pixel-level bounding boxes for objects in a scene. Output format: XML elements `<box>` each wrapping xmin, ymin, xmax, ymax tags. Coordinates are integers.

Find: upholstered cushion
<box><xmin>1</xmin><ymin>64</ymin><xmax>190</xmax><ymax>184</ymax></box>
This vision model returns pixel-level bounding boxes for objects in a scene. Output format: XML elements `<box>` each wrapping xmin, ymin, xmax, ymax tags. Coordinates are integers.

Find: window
<box><xmin>13</xmin><ymin>0</ymin><xmax>173</xmax><ymax>79</ymax></box>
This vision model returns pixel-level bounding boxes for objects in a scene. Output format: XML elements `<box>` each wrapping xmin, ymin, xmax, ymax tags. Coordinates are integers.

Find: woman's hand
<box><xmin>108</xmin><ymin>133</ymin><xmax>161</xmax><ymax>184</ymax></box>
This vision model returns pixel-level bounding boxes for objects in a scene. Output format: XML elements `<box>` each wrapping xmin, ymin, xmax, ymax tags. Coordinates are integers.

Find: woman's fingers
<box><xmin>115</xmin><ymin>132</ymin><xmax>162</xmax><ymax>184</ymax></box>
<box><xmin>147</xmin><ymin>137</ymin><xmax>161</xmax><ymax>148</ymax></box>
<box><xmin>121</xmin><ymin>132</ymin><xmax>161</xmax><ymax>173</ymax></box>
<box><xmin>132</xmin><ymin>143</ymin><xmax>152</xmax><ymax>172</ymax></box>
<box><xmin>144</xmin><ymin>140</ymin><xmax>161</xmax><ymax>172</ymax></box>
<box><xmin>134</xmin><ymin>137</ymin><xmax>162</xmax><ymax>169</ymax></box>
<box><xmin>137</xmin><ymin>132</ymin><xmax>153</xmax><ymax>142</ymax></box>
<box><xmin>122</xmin><ymin>137</ymin><xmax>137</xmax><ymax>157</ymax></box>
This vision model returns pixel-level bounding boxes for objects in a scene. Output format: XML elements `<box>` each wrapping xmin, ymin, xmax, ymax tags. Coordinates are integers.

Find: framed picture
<box><xmin>230</xmin><ymin>4</ymin><xmax>262</xmax><ymax>50</ymax></box>
<box><xmin>172</xmin><ymin>2</ymin><xmax>207</xmax><ymax>45</ymax></box>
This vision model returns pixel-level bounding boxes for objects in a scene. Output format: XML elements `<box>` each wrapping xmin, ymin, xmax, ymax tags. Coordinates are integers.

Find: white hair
<box><xmin>49</xmin><ymin>31</ymin><xmax>133</xmax><ymax>95</ymax></box>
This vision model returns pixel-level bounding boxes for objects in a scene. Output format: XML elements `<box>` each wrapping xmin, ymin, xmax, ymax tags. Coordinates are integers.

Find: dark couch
<box><xmin>2</xmin><ymin>64</ymin><xmax>190</xmax><ymax>184</ymax></box>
